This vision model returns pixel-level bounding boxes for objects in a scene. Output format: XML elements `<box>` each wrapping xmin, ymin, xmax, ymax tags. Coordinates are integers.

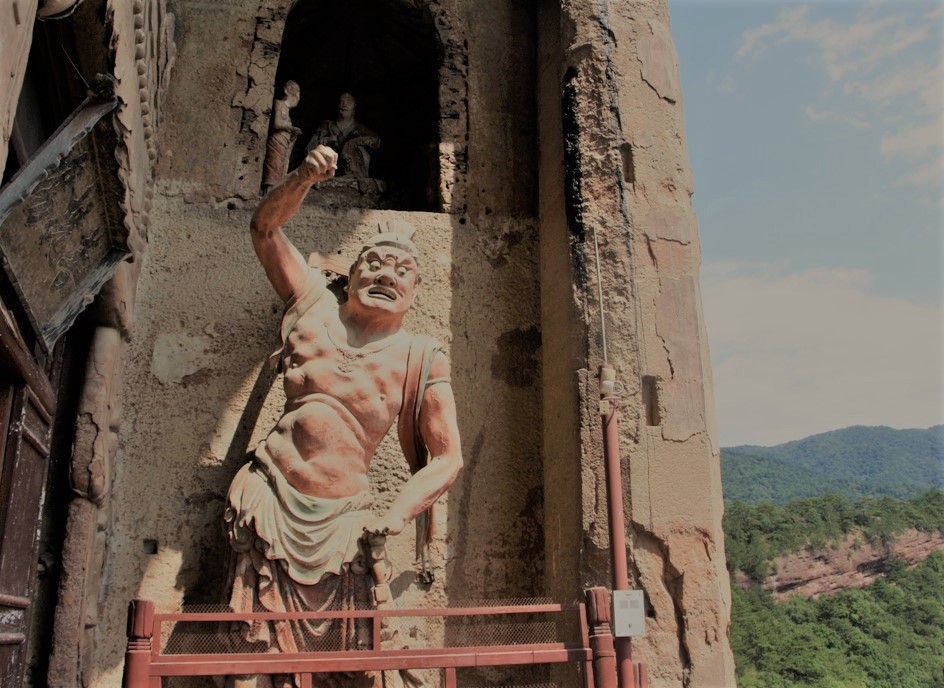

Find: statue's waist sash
<box><xmin>225</xmin><ymin>447</ymin><xmax>373</xmax><ymax>586</ymax></box>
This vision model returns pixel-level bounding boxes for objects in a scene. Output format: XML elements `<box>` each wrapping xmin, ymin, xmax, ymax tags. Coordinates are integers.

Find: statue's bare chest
<box><xmin>281</xmin><ymin>306</ymin><xmax>409</xmax><ymax>428</ymax></box>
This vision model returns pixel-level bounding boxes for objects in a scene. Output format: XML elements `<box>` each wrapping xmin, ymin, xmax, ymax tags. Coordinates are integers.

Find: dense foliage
<box><xmin>723</xmin><ymin>426</ymin><xmax>944</xmax><ymax>685</ymax></box>
<box><xmin>722</xmin><ymin>425</ymin><xmax>944</xmax><ymax>504</ymax></box>
<box><xmin>724</xmin><ymin>489</ymin><xmax>944</xmax><ymax>581</ymax></box>
<box><xmin>732</xmin><ymin>552</ymin><xmax>944</xmax><ymax>687</ymax></box>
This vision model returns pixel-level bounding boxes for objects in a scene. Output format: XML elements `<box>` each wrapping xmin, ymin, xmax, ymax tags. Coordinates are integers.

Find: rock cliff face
<box><xmin>734</xmin><ymin>529</ymin><xmax>944</xmax><ymax>601</ymax></box>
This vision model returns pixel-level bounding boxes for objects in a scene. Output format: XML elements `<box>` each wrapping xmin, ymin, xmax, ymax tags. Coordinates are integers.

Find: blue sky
<box><xmin>669</xmin><ymin>1</ymin><xmax>943</xmax><ymax>445</ymax></box>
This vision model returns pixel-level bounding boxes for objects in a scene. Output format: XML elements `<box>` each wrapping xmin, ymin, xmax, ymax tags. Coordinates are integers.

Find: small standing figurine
<box><xmin>261</xmin><ymin>80</ymin><xmax>302</xmax><ymax>192</ymax></box>
<box><xmin>306</xmin><ymin>92</ymin><xmax>381</xmax><ymax>179</ymax></box>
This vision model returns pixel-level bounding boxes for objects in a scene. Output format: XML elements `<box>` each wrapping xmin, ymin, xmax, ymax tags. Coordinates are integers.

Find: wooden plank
<box><xmin>0</xmin><ymin>593</ymin><xmax>29</xmax><ymax>609</ymax></box>
<box><xmin>0</xmin><ymin>385</ymin><xmax>51</xmax><ymax>688</ymax></box>
<box><xmin>0</xmin><ymin>305</ymin><xmax>54</xmax><ymax>414</ymax></box>
<box><xmin>0</xmin><ymin>396</ymin><xmax>48</xmax><ymax>593</ymax></box>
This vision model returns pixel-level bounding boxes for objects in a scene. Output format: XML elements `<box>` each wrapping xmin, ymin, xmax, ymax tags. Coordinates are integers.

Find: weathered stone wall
<box><xmin>537</xmin><ymin>0</ymin><xmax>734</xmax><ymax>685</ymax></box>
<box><xmin>91</xmin><ymin>1</ymin><xmax>543</xmax><ymax>684</ymax></box>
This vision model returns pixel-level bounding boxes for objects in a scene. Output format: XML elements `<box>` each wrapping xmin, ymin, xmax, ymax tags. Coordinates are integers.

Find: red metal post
<box><xmin>585</xmin><ymin>587</ymin><xmax>619</xmax><ymax>688</ymax></box>
<box><xmin>599</xmin><ymin>364</ymin><xmax>637</xmax><ymax>688</ymax></box>
<box><xmin>121</xmin><ymin>599</ymin><xmax>154</xmax><ymax>688</ymax></box>
<box><xmin>578</xmin><ymin>601</ymin><xmax>595</xmax><ymax>688</ymax></box>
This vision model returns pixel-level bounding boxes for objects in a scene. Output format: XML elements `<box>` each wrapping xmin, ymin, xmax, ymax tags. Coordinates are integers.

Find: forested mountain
<box><xmin>724</xmin><ymin>490</ymin><xmax>944</xmax><ymax>582</ymax></box>
<box><xmin>722</xmin><ymin>425</ymin><xmax>944</xmax><ymax>504</ymax></box>
<box><xmin>722</xmin><ymin>427</ymin><xmax>944</xmax><ymax>685</ymax></box>
<box><xmin>726</xmin><ymin>490</ymin><xmax>944</xmax><ymax>686</ymax></box>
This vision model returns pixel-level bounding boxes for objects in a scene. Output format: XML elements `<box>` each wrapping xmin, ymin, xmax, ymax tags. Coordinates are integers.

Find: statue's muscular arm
<box><xmin>370</xmin><ymin>352</ymin><xmax>463</xmax><ymax>535</ymax></box>
<box><xmin>251</xmin><ymin>145</ymin><xmax>338</xmax><ymax>301</ymax></box>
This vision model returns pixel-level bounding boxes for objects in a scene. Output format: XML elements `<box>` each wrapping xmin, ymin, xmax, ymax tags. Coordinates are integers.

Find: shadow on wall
<box><xmin>173</xmin><ymin>362</ymin><xmax>281</xmax><ymax>606</ymax></box>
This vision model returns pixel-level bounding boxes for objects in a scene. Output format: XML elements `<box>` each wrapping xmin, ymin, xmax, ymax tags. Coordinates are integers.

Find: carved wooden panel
<box><xmin>0</xmin><ymin>93</ymin><xmax>130</xmax><ymax>352</ymax></box>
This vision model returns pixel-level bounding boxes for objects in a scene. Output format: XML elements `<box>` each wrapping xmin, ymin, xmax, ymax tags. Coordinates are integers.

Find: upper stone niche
<box><xmin>272</xmin><ymin>0</ymin><xmax>440</xmax><ymax>211</ymax></box>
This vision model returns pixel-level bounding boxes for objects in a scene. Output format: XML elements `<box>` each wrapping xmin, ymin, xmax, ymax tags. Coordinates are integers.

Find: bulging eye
<box><xmin>396</xmin><ymin>267</ymin><xmax>408</xmax><ymax>278</ymax></box>
<box><xmin>368</xmin><ymin>260</ymin><xmax>382</xmax><ymax>271</ymax></box>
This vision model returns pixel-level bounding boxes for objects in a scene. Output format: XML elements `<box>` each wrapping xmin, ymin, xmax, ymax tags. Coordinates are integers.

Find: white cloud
<box><xmin>736</xmin><ymin>5</ymin><xmax>810</xmax><ymax>61</ymax></box>
<box><xmin>735</xmin><ymin>4</ymin><xmax>943</xmax><ymax>189</ymax></box>
<box><xmin>804</xmin><ymin>104</ymin><xmax>869</xmax><ymax>129</ymax></box>
<box><xmin>735</xmin><ymin>5</ymin><xmax>908</xmax><ymax>80</ymax></box>
<box><xmin>881</xmin><ymin>116</ymin><xmax>944</xmax><ymax>159</ymax></box>
<box><xmin>701</xmin><ymin>262</ymin><xmax>944</xmax><ymax>446</ymax></box>
<box><xmin>898</xmin><ymin>154</ymin><xmax>944</xmax><ymax>188</ymax></box>
<box><xmin>717</xmin><ymin>74</ymin><xmax>737</xmax><ymax>95</ymax></box>
<box><xmin>706</xmin><ymin>70</ymin><xmax>737</xmax><ymax>95</ymax></box>
<box><xmin>846</xmin><ymin>58</ymin><xmax>943</xmax><ymax>108</ymax></box>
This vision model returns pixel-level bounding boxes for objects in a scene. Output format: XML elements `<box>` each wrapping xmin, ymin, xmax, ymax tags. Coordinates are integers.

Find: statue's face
<box><xmin>338</xmin><ymin>93</ymin><xmax>356</xmax><ymax>119</ymax></box>
<box><xmin>347</xmin><ymin>247</ymin><xmax>420</xmax><ymax>319</ymax></box>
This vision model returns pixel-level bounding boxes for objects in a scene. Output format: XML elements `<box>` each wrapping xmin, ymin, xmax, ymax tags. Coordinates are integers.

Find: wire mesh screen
<box><xmin>160</xmin><ymin>670</ymin><xmax>550</xmax><ymax>688</ymax></box>
<box><xmin>162</xmin><ymin>669</ymin><xmax>440</xmax><ymax>688</ymax></box>
<box><xmin>456</xmin><ymin>680</ymin><xmax>561</xmax><ymax>688</ymax></box>
<box><xmin>149</xmin><ymin>598</ymin><xmax>586</xmax><ymax>688</ymax></box>
<box><xmin>158</xmin><ymin>600</ymin><xmax>582</xmax><ymax>656</ymax></box>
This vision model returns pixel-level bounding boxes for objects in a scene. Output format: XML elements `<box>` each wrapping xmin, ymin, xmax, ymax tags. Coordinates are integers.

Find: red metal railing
<box><xmin>122</xmin><ymin>589</ymin><xmax>646</xmax><ymax>688</ymax></box>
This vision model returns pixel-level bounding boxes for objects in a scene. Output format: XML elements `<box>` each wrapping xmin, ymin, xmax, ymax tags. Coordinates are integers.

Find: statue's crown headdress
<box><xmin>360</xmin><ymin>220</ymin><xmax>420</xmax><ymax>261</ymax></box>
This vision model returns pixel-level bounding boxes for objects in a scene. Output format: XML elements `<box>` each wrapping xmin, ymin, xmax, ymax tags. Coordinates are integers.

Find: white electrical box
<box><xmin>612</xmin><ymin>590</ymin><xmax>646</xmax><ymax>637</ymax></box>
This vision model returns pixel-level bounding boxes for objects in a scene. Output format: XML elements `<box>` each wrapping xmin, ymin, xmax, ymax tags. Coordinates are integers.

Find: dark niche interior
<box><xmin>274</xmin><ymin>0</ymin><xmax>441</xmax><ymax>211</ymax></box>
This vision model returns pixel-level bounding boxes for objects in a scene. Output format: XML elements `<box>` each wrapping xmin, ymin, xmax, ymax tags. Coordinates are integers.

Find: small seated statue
<box><xmin>306</xmin><ymin>92</ymin><xmax>381</xmax><ymax>180</ymax></box>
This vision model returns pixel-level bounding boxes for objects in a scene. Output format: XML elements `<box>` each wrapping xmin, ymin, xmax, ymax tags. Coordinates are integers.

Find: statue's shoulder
<box><xmin>275</xmin><ymin>268</ymin><xmax>330</xmax><ymax>347</ymax></box>
<box><xmin>404</xmin><ymin>331</ymin><xmax>440</xmax><ymax>351</ymax></box>
<box><xmin>402</xmin><ymin>333</ymin><xmax>443</xmax><ymax>378</ymax></box>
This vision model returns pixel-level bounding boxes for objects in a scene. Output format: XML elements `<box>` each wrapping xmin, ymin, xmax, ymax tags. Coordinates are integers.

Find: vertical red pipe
<box><xmin>600</xmin><ymin>364</ymin><xmax>636</xmax><ymax>688</ymax></box>
<box><xmin>121</xmin><ymin>599</ymin><xmax>154</xmax><ymax>688</ymax></box>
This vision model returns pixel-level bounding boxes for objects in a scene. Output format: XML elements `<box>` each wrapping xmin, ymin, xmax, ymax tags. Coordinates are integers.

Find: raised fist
<box><xmin>299</xmin><ymin>145</ymin><xmax>338</xmax><ymax>184</ymax></box>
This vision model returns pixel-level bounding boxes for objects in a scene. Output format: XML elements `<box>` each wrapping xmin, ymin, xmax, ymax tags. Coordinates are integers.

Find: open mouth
<box><xmin>367</xmin><ymin>286</ymin><xmax>397</xmax><ymax>301</ymax></box>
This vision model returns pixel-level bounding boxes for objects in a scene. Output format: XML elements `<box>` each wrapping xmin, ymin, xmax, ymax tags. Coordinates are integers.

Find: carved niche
<box><xmin>273</xmin><ymin>0</ymin><xmax>443</xmax><ymax>210</ymax></box>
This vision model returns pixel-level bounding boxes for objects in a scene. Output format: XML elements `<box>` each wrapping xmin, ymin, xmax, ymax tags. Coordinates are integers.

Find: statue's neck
<box><xmin>338</xmin><ymin>305</ymin><xmax>405</xmax><ymax>348</ymax></box>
